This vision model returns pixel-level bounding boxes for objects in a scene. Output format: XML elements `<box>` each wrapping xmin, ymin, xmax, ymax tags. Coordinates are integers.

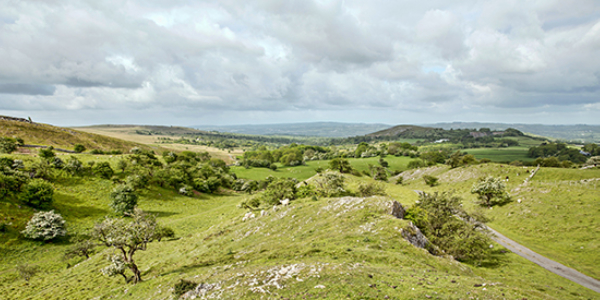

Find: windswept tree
<box><xmin>328</xmin><ymin>158</ymin><xmax>353</xmax><ymax>173</ymax></box>
<box><xmin>93</xmin><ymin>209</ymin><xmax>158</xmax><ymax>284</ymax></box>
<box><xmin>470</xmin><ymin>176</ymin><xmax>510</xmax><ymax>207</ymax></box>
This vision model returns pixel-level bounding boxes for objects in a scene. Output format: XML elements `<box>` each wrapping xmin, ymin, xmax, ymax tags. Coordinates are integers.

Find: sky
<box><xmin>1</xmin><ymin>0</ymin><xmax>599</xmax><ymax>126</ymax></box>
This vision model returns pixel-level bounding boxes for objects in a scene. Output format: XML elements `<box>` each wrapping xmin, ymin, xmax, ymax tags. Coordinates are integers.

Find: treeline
<box><xmin>527</xmin><ymin>142</ymin><xmax>594</xmax><ymax>166</ymax></box>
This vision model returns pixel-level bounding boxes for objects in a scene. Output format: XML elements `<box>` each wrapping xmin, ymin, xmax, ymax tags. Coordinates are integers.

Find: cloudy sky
<box><xmin>1</xmin><ymin>0</ymin><xmax>599</xmax><ymax>126</ymax></box>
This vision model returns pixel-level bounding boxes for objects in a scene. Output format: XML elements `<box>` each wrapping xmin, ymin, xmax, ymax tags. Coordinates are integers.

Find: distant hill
<box><xmin>424</xmin><ymin>122</ymin><xmax>600</xmax><ymax>143</ymax></box>
<box><xmin>192</xmin><ymin>122</ymin><xmax>392</xmax><ymax>137</ymax></box>
<box><xmin>0</xmin><ymin>117</ymin><xmax>151</xmax><ymax>152</ymax></box>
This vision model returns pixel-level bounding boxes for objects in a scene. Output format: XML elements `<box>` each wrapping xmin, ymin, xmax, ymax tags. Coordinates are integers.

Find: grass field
<box><xmin>1</xmin><ymin>162</ymin><xmax>597</xmax><ymax>299</ymax></box>
<box><xmin>395</xmin><ymin>164</ymin><xmax>600</xmax><ymax>281</ymax></box>
<box><xmin>463</xmin><ymin>147</ymin><xmax>534</xmax><ymax>162</ymax></box>
<box><xmin>231</xmin><ymin>156</ymin><xmax>414</xmax><ymax>182</ymax></box>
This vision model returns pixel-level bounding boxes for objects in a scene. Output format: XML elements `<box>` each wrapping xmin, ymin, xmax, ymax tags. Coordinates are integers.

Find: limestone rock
<box><xmin>389</xmin><ymin>200</ymin><xmax>405</xmax><ymax>219</ymax></box>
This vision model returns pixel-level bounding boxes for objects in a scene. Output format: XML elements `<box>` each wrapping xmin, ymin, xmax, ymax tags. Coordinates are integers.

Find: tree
<box><xmin>470</xmin><ymin>176</ymin><xmax>510</xmax><ymax>207</ymax></box>
<box><xmin>93</xmin><ymin>209</ymin><xmax>158</xmax><ymax>284</ymax></box>
<box><xmin>313</xmin><ymin>171</ymin><xmax>346</xmax><ymax>197</ymax></box>
<box><xmin>110</xmin><ymin>185</ymin><xmax>138</xmax><ymax>215</ymax></box>
<box><xmin>22</xmin><ymin>210</ymin><xmax>67</xmax><ymax>241</ymax></box>
<box><xmin>73</xmin><ymin>144</ymin><xmax>86</xmax><ymax>153</ymax></box>
<box><xmin>328</xmin><ymin>158</ymin><xmax>353</xmax><ymax>173</ymax></box>
<box><xmin>22</xmin><ymin>179</ymin><xmax>54</xmax><ymax>208</ymax></box>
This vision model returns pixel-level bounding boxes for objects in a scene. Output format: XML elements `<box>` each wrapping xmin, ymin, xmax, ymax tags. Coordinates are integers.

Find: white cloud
<box><xmin>0</xmin><ymin>0</ymin><xmax>599</xmax><ymax>125</ymax></box>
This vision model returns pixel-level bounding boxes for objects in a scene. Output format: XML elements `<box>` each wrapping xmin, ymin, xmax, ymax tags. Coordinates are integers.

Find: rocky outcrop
<box><xmin>401</xmin><ymin>222</ymin><xmax>438</xmax><ymax>255</ymax></box>
<box><xmin>389</xmin><ymin>200</ymin><xmax>405</xmax><ymax>219</ymax></box>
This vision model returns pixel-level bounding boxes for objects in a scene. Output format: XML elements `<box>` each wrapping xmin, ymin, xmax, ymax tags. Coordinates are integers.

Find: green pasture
<box><xmin>463</xmin><ymin>147</ymin><xmax>533</xmax><ymax>162</ymax></box>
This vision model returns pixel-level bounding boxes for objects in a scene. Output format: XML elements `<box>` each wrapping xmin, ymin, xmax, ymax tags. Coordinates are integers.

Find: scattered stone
<box><xmin>280</xmin><ymin>199</ymin><xmax>290</xmax><ymax>206</ymax></box>
<box><xmin>314</xmin><ymin>285</ymin><xmax>325</xmax><ymax>289</ymax></box>
<box><xmin>242</xmin><ymin>212</ymin><xmax>255</xmax><ymax>221</ymax></box>
<box><xmin>261</xmin><ymin>210</ymin><xmax>268</xmax><ymax>217</ymax></box>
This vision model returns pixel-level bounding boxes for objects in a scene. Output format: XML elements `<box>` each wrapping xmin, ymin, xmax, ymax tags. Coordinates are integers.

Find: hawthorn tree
<box><xmin>93</xmin><ymin>209</ymin><xmax>158</xmax><ymax>284</ymax></box>
<box><xmin>471</xmin><ymin>176</ymin><xmax>510</xmax><ymax>207</ymax></box>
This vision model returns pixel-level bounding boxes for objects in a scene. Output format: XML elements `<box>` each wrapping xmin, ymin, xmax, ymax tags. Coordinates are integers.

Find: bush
<box><xmin>73</xmin><ymin>144</ymin><xmax>86</xmax><ymax>153</ymax></box>
<box><xmin>38</xmin><ymin>147</ymin><xmax>55</xmax><ymax>160</ymax></box>
<box><xmin>65</xmin><ymin>156</ymin><xmax>84</xmax><ymax>175</ymax></box>
<box><xmin>471</xmin><ymin>176</ymin><xmax>510</xmax><ymax>207</ymax></box>
<box><xmin>22</xmin><ymin>179</ymin><xmax>54</xmax><ymax>208</ymax></box>
<box><xmin>357</xmin><ymin>181</ymin><xmax>386</xmax><ymax>197</ymax></box>
<box><xmin>407</xmin><ymin>159</ymin><xmax>427</xmax><ymax>169</ymax></box>
<box><xmin>109</xmin><ymin>185</ymin><xmax>138</xmax><ymax>215</ymax></box>
<box><xmin>93</xmin><ymin>162</ymin><xmax>114</xmax><ymax>179</ymax></box>
<box><xmin>64</xmin><ymin>236</ymin><xmax>96</xmax><ymax>259</ymax></box>
<box><xmin>395</xmin><ymin>176</ymin><xmax>404</xmax><ymax>185</ymax></box>
<box><xmin>423</xmin><ymin>175</ymin><xmax>438</xmax><ymax>187</ymax></box>
<box><xmin>313</xmin><ymin>171</ymin><xmax>346</xmax><ymax>197</ymax></box>
<box><xmin>261</xmin><ymin>178</ymin><xmax>297</xmax><ymax>206</ymax></box>
<box><xmin>173</xmin><ymin>279</ymin><xmax>197</xmax><ymax>297</ymax></box>
<box><xmin>0</xmin><ymin>137</ymin><xmax>17</xmax><ymax>154</ymax></box>
<box><xmin>153</xmin><ymin>226</ymin><xmax>175</xmax><ymax>241</ymax></box>
<box><xmin>22</xmin><ymin>210</ymin><xmax>67</xmax><ymax>241</ymax></box>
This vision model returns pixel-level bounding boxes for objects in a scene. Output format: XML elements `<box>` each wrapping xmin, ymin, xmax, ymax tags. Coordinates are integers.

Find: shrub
<box><xmin>471</xmin><ymin>176</ymin><xmax>510</xmax><ymax>207</ymax></box>
<box><xmin>21</xmin><ymin>179</ymin><xmax>54</xmax><ymax>208</ymax></box>
<box><xmin>173</xmin><ymin>279</ymin><xmax>197</xmax><ymax>297</ymax></box>
<box><xmin>395</xmin><ymin>176</ymin><xmax>404</xmax><ymax>185</ymax></box>
<box><xmin>38</xmin><ymin>147</ymin><xmax>55</xmax><ymax>160</ymax></box>
<box><xmin>261</xmin><ymin>178</ymin><xmax>297</xmax><ymax>206</ymax></box>
<box><xmin>51</xmin><ymin>157</ymin><xmax>64</xmax><ymax>169</ymax></box>
<box><xmin>65</xmin><ymin>156</ymin><xmax>84</xmax><ymax>175</ymax></box>
<box><xmin>357</xmin><ymin>181</ymin><xmax>386</xmax><ymax>197</ymax></box>
<box><xmin>423</xmin><ymin>175</ymin><xmax>438</xmax><ymax>187</ymax></box>
<box><xmin>22</xmin><ymin>210</ymin><xmax>67</xmax><ymax>241</ymax></box>
<box><xmin>109</xmin><ymin>185</ymin><xmax>138</xmax><ymax>215</ymax></box>
<box><xmin>73</xmin><ymin>144</ymin><xmax>86</xmax><ymax>153</ymax></box>
<box><xmin>313</xmin><ymin>171</ymin><xmax>346</xmax><ymax>197</ymax></box>
<box><xmin>153</xmin><ymin>226</ymin><xmax>175</xmax><ymax>241</ymax></box>
<box><xmin>407</xmin><ymin>159</ymin><xmax>427</xmax><ymax>169</ymax></box>
<box><xmin>93</xmin><ymin>162</ymin><xmax>114</xmax><ymax>179</ymax></box>
<box><xmin>0</xmin><ymin>137</ymin><xmax>17</xmax><ymax>154</ymax></box>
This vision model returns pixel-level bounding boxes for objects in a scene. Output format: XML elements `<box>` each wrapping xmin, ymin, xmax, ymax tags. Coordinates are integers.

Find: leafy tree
<box><xmin>0</xmin><ymin>137</ymin><xmax>17</xmax><ymax>154</ymax></box>
<box><xmin>470</xmin><ymin>176</ymin><xmax>510</xmax><ymax>207</ymax></box>
<box><xmin>313</xmin><ymin>171</ymin><xmax>346</xmax><ymax>197</ymax></box>
<box><xmin>369</xmin><ymin>164</ymin><xmax>388</xmax><ymax>181</ymax></box>
<box><xmin>93</xmin><ymin>161</ymin><xmax>114</xmax><ymax>179</ymax></box>
<box><xmin>328</xmin><ymin>158</ymin><xmax>353</xmax><ymax>173</ymax></box>
<box><xmin>22</xmin><ymin>210</ymin><xmax>66</xmax><ymax>241</ymax></box>
<box><xmin>21</xmin><ymin>179</ymin><xmax>54</xmax><ymax>208</ymax></box>
<box><xmin>93</xmin><ymin>209</ymin><xmax>158</xmax><ymax>284</ymax></box>
<box><xmin>109</xmin><ymin>185</ymin><xmax>138</xmax><ymax>215</ymax></box>
<box><xmin>261</xmin><ymin>178</ymin><xmax>297</xmax><ymax>206</ymax></box>
<box><xmin>73</xmin><ymin>144</ymin><xmax>86</xmax><ymax>153</ymax></box>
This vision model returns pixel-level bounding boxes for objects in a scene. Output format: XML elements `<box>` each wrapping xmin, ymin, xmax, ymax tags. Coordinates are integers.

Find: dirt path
<box><xmin>487</xmin><ymin>226</ymin><xmax>600</xmax><ymax>293</ymax></box>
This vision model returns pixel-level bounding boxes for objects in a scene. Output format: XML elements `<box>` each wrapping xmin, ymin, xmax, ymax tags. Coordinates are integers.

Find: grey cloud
<box><xmin>0</xmin><ymin>83</ymin><xmax>56</xmax><ymax>95</ymax></box>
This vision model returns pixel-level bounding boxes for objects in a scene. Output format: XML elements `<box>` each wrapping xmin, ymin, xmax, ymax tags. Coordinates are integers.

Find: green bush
<box><xmin>407</xmin><ymin>159</ymin><xmax>427</xmax><ymax>169</ymax></box>
<box><xmin>73</xmin><ymin>144</ymin><xmax>86</xmax><ymax>153</ymax></box>
<box><xmin>109</xmin><ymin>185</ymin><xmax>138</xmax><ymax>215</ymax></box>
<box><xmin>93</xmin><ymin>162</ymin><xmax>114</xmax><ymax>179</ymax></box>
<box><xmin>0</xmin><ymin>137</ymin><xmax>17</xmax><ymax>154</ymax></box>
<box><xmin>22</xmin><ymin>210</ymin><xmax>66</xmax><ymax>241</ymax></box>
<box><xmin>38</xmin><ymin>147</ymin><xmax>55</xmax><ymax>160</ymax></box>
<box><xmin>153</xmin><ymin>226</ymin><xmax>175</xmax><ymax>241</ymax></box>
<box><xmin>22</xmin><ymin>179</ymin><xmax>54</xmax><ymax>208</ymax></box>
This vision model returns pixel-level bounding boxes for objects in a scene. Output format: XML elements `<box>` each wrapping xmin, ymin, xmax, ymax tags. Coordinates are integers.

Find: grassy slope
<box><xmin>75</xmin><ymin>125</ymin><xmax>242</xmax><ymax>164</ymax></box>
<box><xmin>462</xmin><ymin>147</ymin><xmax>534</xmax><ymax>162</ymax></box>
<box><xmin>1</xmin><ymin>166</ymin><xmax>596</xmax><ymax>299</ymax></box>
<box><xmin>398</xmin><ymin>164</ymin><xmax>600</xmax><ymax>281</ymax></box>
<box><xmin>0</xmin><ymin>120</ymin><xmax>154</xmax><ymax>152</ymax></box>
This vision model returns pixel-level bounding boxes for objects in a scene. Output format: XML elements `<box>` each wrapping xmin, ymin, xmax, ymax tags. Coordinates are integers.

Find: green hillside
<box><xmin>0</xmin><ymin>119</ymin><xmax>154</xmax><ymax>152</ymax></box>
